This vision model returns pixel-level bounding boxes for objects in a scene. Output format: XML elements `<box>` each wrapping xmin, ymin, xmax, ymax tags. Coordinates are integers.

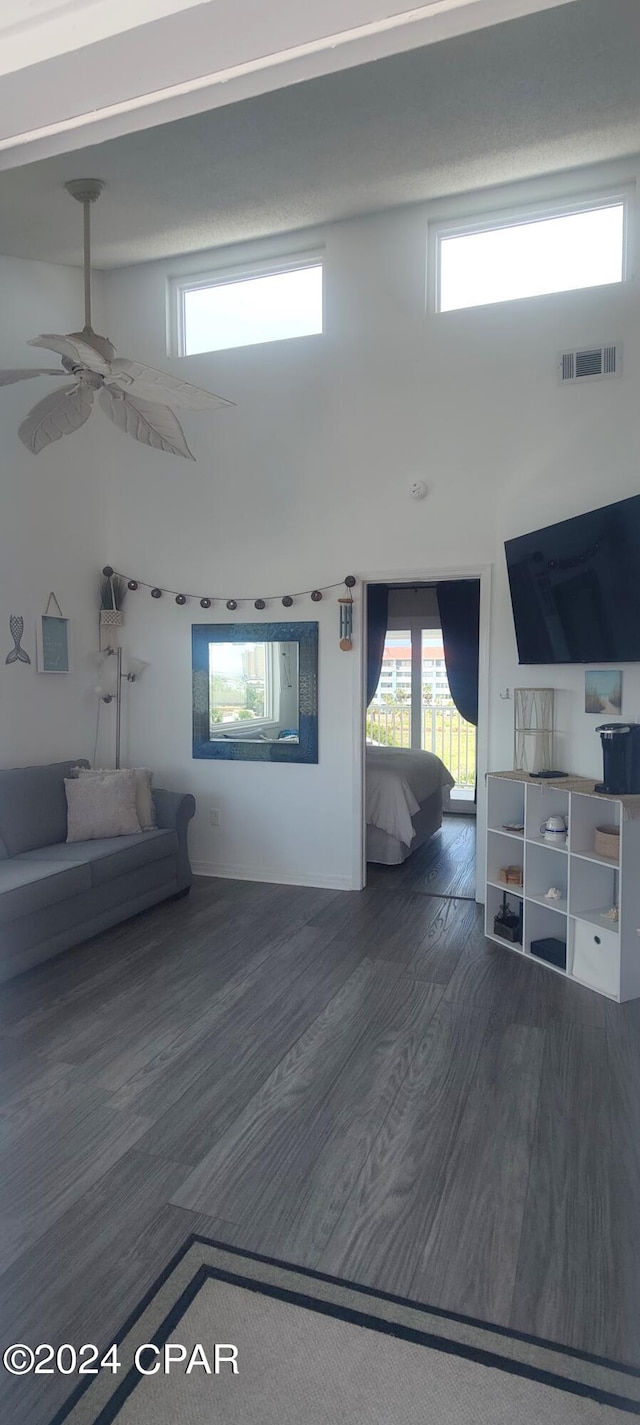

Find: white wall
<box><xmin>0</xmin><ymin>255</ymin><xmax>106</xmax><ymax>769</ymax></box>
<box><xmin>0</xmin><ymin>166</ymin><xmax>612</xmax><ymax>883</ymax></box>
<box><xmin>21</xmin><ymin>161</ymin><xmax>636</xmax><ymax>890</ymax></box>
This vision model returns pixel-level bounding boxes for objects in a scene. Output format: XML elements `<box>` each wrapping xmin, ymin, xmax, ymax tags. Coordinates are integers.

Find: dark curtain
<box><xmin>366</xmin><ymin>583</ymin><xmax>389</xmax><ymax>706</ymax></box>
<box><xmin>436</xmin><ymin>579</ymin><xmax>480</xmax><ymax>726</ymax></box>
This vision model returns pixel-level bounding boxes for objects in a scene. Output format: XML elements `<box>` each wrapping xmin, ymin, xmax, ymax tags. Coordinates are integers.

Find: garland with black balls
<box><xmin>102</xmin><ymin>567</ymin><xmax>357</xmax><ymax>611</ymax></box>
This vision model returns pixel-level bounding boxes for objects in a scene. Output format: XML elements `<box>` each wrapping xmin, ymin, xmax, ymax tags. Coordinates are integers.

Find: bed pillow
<box><xmin>71</xmin><ymin>766</ymin><xmax>156</xmax><ymax>830</ymax></box>
<box><xmin>65</xmin><ymin>768</ymin><xmax>141</xmax><ymax>842</ymax></box>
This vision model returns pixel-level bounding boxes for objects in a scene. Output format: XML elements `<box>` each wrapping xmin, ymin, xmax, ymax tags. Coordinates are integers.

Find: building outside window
<box><xmin>367</xmin><ymin>630</ymin><xmax>475</xmax><ymax>793</ymax></box>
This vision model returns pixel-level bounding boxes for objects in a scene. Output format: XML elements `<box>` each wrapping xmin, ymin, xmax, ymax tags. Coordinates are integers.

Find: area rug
<box><xmin>52</xmin><ymin>1237</ymin><xmax>640</xmax><ymax>1423</ymax></box>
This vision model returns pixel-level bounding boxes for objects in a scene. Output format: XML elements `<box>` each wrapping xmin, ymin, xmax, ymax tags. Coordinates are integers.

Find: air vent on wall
<box><xmin>559</xmin><ymin>343</ymin><xmax>621</xmax><ymax>383</ymax></box>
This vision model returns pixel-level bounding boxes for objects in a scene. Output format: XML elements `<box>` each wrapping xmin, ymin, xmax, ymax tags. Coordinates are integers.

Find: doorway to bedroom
<box><xmin>364</xmin><ymin>580</ymin><xmax>479</xmax><ymax>899</ymax></box>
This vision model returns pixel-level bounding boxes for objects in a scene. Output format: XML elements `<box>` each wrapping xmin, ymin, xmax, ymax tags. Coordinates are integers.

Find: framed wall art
<box><xmin>36</xmin><ymin>593</ymin><xmax>71</xmax><ymax>673</ymax></box>
<box><xmin>585</xmin><ymin>669</ymin><xmax>622</xmax><ymax>715</ymax></box>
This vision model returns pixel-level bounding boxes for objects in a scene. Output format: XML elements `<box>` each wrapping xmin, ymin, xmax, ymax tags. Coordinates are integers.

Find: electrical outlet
<box><xmin>209</xmin><ymin>808</ymin><xmax>221</xmax><ymax>828</ymax></box>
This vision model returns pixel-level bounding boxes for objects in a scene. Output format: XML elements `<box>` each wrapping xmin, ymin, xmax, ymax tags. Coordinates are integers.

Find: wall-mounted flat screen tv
<box><xmin>505</xmin><ymin>493</ymin><xmax>640</xmax><ymax>664</ymax></box>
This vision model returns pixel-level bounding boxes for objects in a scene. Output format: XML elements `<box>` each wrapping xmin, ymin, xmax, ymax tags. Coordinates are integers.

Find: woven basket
<box><xmin>594</xmin><ymin>825</ymin><xmax>620</xmax><ymax>860</ymax></box>
<box><xmin>100</xmin><ymin>607</ymin><xmax>124</xmax><ymax>651</ymax></box>
<box><xmin>100</xmin><ymin>609</ymin><xmax>124</xmax><ymax>628</ymax></box>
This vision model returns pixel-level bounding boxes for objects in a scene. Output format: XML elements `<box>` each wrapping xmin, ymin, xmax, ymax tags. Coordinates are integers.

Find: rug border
<box><xmin>49</xmin><ymin>1233</ymin><xmax>640</xmax><ymax>1425</ymax></box>
<box><xmin>189</xmin><ymin>1235</ymin><xmax>640</xmax><ymax>1377</ymax></box>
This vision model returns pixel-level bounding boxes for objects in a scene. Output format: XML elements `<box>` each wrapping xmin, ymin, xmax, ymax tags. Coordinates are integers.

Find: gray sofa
<box><xmin>0</xmin><ymin>759</ymin><xmax>196</xmax><ymax>982</ymax></box>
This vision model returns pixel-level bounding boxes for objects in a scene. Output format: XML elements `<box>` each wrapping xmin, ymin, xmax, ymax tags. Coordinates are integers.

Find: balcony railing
<box><xmin>366</xmin><ymin>701</ymin><xmax>476</xmax><ymax>789</ymax></box>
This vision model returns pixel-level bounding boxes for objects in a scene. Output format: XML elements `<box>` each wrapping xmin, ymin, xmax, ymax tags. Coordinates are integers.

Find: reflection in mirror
<box><xmin>192</xmin><ymin>621</ymin><xmax>318</xmax><ymax>763</ymax></box>
<box><xmin>209</xmin><ymin>641</ymin><xmax>300</xmax><ymax>742</ymax></box>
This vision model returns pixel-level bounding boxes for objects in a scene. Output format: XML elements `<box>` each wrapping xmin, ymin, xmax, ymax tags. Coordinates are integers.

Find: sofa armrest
<box><xmin>152</xmin><ymin>789</ymin><xmax>196</xmax><ymax>890</ymax></box>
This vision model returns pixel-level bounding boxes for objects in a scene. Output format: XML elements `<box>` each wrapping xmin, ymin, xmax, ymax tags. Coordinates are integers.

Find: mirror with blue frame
<box><xmin>192</xmin><ymin>621</ymin><xmax>318</xmax><ymax>762</ymax></box>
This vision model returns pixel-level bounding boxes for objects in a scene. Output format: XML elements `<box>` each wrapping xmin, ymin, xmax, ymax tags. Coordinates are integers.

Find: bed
<box><xmin>366</xmin><ymin>745</ymin><xmax>455</xmax><ymax>865</ymax></box>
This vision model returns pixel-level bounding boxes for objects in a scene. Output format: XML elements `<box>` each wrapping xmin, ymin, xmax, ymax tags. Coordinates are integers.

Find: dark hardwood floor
<box><xmin>367</xmin><ymin>813</ymin><xmax>476</xmax><ymax>898</ymax></box>
<box><xmin>1</xmin><ymin>857</ymin><xmax>639</xmax><ymax>1424</ymax></box>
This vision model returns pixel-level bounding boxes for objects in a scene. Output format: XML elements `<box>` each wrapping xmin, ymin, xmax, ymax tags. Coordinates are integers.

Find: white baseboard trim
<box><xmin>191</xmin><ymin>861</ymin><xmax>356</xmax><ymax>892</ymax></box>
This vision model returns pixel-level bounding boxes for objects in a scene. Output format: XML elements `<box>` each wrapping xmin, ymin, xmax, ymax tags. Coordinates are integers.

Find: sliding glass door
<box><xmin>367</xmin><ymin>630</ymin><xmax>411</xmax><ymax>746</ymax></box>
<box><xmin>367</xmin><ymin>625</ymin><xmax>476</xmax><ymax>795</ymax></box>
<box><xmin>422</xmin><ymin>631</ymin><xmax>475</xmax><ymax>793</ymax></box>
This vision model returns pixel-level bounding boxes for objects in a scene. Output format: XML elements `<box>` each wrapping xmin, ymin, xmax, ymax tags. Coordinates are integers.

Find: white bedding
<box><xmin>366</xmin><ymin>746</ymin><xmax>455</xmax><ymax>847</ymax></box>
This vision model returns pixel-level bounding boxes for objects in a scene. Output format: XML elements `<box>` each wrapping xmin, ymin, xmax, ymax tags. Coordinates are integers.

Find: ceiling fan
<box><xmin>0</xmin><ymin>180</ymin><xmax>234</xmax><ymax>460</ymax></box>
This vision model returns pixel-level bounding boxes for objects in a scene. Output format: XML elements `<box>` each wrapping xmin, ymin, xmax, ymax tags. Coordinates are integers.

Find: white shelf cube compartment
<box><xmin>525</xmin><ymin>840</ymin><xmax>568</xmax><ymax>905</ymax></box>
<box><xmin>485</xmin><ymin>883</ymin><xmax>524</xmax><ymax>951</ymax></box>
<box><xmin>568</xmin><ymin>854</ymin><xmax>618</xmax><ymax>926</ymax></box>
<box><xmin>487</xmin><ymin>830</ymin><xmax>524</xmax><ymax>893</ymax></box>
<box><xmin>570</xmin><ymin>918</ymin><xmax>620</xmax><ymax>999</ymax></box>
<box><xmin>524</xmin><ymin>782</ymin><xmax>570</xmax><ymax>845</ymax></box>
<box><xmin>524</xmin><ymin>898</ymin><xmax>568</xmax><ymax>973</ymax></box>
<box><xmin>569</xmin><ymin>792</ymin><xmax>621</xmax><ymax>862</ymax></box>
<box><xmin>486</xmin><ymin>777</ymin><xmax>525</xmax><ymax>834</ymax></box>
<box><xmin>574</xmin><ymin>905</ymin><xmax>619</xmax><ymax>934</ymax></box>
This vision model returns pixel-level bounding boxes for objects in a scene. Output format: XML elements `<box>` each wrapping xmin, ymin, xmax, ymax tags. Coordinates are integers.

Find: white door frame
<box><xmin>352</xmin><ymin>563</ymin><xmax>492</xmax><ymax>901</ymax></box>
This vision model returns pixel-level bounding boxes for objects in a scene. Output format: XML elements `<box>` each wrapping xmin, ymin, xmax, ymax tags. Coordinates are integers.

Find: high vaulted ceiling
<box><xmin>0</xmin><ymin>0</ymin><xmax>637</xmax><ymax>270</ymax></box>
<box><xmin>0</xmin><ymin>0</ymin><xmax>576</xmax><ymax>163</ymax></box>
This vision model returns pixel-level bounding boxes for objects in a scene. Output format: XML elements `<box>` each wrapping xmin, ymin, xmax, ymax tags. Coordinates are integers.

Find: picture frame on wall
<box><xmin>585</xmin><ymin>669</ymin><xmax>622</xmax><ymax>715</ymax></box>
<box><xmin>36</xmin><ymin>593</ymin><xmax>71</xmax><ymax>673</ymax></box>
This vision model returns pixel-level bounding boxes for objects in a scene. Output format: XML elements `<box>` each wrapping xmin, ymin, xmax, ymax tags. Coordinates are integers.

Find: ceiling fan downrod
<box><xmin>64</xmin><ymin>179</ymin><xmax>104</xmax><ymax>333</ymax></box>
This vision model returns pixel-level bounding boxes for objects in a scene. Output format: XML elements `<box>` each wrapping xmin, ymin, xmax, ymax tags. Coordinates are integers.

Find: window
<box><xmin>366</xmin><ymin>627</ymin><xmax>476</xmax><ymax>792</ymax></box>
<box><xmin>176</xmin><ymin>260</ymin><xmax>323</xmax><ymax>354</ymax></box>
<box><xmin>436</xmin><ymin>199</ymin><xmax>626</xmax><ymax>312</ymax></box>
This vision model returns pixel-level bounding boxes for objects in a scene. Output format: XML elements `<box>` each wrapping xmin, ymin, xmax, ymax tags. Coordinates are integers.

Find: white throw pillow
<box><xmin>132</xmin><ymin>768</ymin><xmax>155</xmax><ymax>830</ymax></box>
<box><xmin>71</xmin><ymin>766</ymin><xmax>156</xmax><ymax>830</ymax></box>
<box><xmin>65</xmin><ymin>768</ymin><xmax>141</xmax><ymax>842</ymax></box>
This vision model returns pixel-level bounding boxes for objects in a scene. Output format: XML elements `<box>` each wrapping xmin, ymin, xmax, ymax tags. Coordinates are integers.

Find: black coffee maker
<box><xmin>596</xmin><ymin>723</ymin><xmax>640</xmax><ymax>794</ymax></box>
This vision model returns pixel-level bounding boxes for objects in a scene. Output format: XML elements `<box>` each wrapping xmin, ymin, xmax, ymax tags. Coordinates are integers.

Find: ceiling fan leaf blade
<box><xmin>28</xmin><ymin>334</ymin><xmax>111</xmax><ymax>373</ymax></box>
<box><xmin>18</xmin><ymin>383</ymin><xmax>93</xmax><ymax>454</ymax></box>
<box><xmin>29</xmin><ymin>335</ymin><xmax>83</xmax><ymax>362</ymax></box>
<box><xmin>65</xmin><ymin>334</ymin><xmax>113</xmax><ymax>372</ymax></box>
<box><xmin>0</xmin><ymin>369</ymin><xmax>64</xmax><ymax>386</ymax></box>
<box><xmin>99</xmin><ymin>388</ymin><xmax>195</xmax><ymax>460</ymax></box>
<box><xmin>107</xmin><ymin>358</ymin><xmax>234</xmax><ymax>410</ymax></box>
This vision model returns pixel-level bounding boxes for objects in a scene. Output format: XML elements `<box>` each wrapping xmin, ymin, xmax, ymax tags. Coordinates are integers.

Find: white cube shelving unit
<box><xmin>486</xmin><ymin>773</ymin><xmax>640</xmax><ymax>1002</ymax></box>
